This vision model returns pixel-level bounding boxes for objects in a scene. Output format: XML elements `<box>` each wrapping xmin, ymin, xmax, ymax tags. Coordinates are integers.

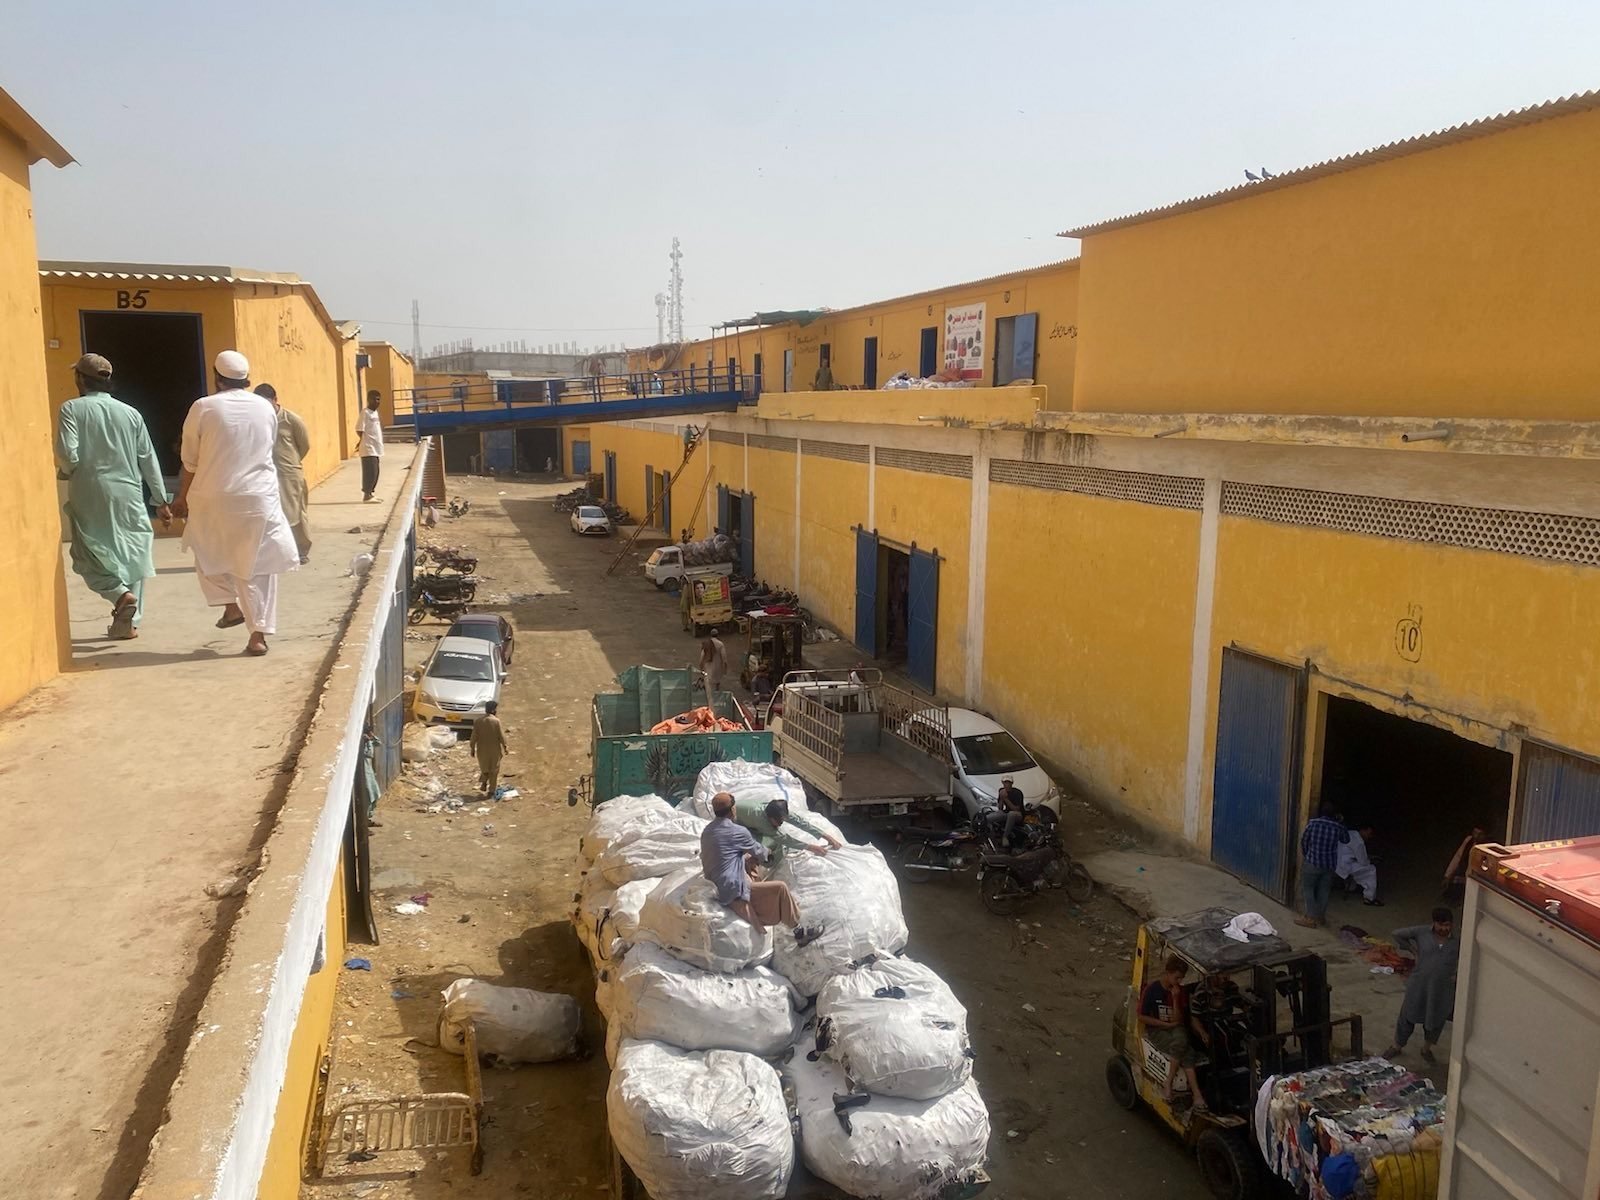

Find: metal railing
<box><xmin>778</xmin><ymin>685</ymin><xmax>845</xmax><ymax>775</ymax></box>
<box><xmin>879</xmin><ymin>683</ymin><xmax>953</xmax><ymax>766</ymax></box>
<box><xmin>394</xmin><ymin>366</ymin><xmax>761</xmax><ymax>420</ymax></box>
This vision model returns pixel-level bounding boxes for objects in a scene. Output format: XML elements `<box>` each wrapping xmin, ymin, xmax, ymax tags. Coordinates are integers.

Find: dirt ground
<box><xmin>308</xmin><ymin>475</ymin><xmax>1211</xmax><ymax>1200</ymax></box>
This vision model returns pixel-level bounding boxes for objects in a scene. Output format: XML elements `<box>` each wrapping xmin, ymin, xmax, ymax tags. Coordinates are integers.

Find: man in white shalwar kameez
<box><xmin>172</xmin><ymin>351</ymin><xmax>299</xmax><ymax>656</ymax></box>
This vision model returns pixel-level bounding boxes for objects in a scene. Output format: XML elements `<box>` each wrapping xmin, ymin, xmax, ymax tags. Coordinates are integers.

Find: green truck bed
<box><xmin>589</xmin><ymin>665</ymin><xmax>773</xmax><ymax>804</ymax></box>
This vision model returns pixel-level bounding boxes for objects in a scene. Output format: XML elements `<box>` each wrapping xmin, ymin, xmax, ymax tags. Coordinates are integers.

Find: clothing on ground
<box><xmin>1394</xmin><ymin>924</ymin><xmax>1459</xmax><ymax>1036</ymax></box>
<box><xmin>273</xmin><ymin>406</ymin><xmax>312</xmax><ymax>558</ymax></box>
<box><xmin>180</xmin><ymin>388</ymin><xmax>299</xmax><ymax>583</ymax></box>
<box><xmin>1300</xmin><ymin>815</ymin><xmax>1349</xmax><ymax>870</ymax></box>
<box><xmin>55</xmin><ymin>391</ymin><xmax>168</xmax><ymax>620</ymax></box>
<box><xmin>701</xmin><ymin>814</ymin><xmax>767</xmax><ymax>905</ymax></box>
<box><xmin>198</xmin><ymin>570</ymin><xmax>279</xmax><ymax>635</ymax></box>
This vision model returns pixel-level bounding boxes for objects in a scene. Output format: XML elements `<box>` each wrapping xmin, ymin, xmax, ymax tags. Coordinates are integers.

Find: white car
<box><xmin>945</xmin><ymin>708</ymin><xmax>1060</xmax><ymax>821</ymax></box>
<box><xmin>570</xmin><ymin>505</ymin><xmax>611</xmax><ymax>535</ymax></box>
<box><xmin>413</xmin><ymin>635</ymin><xmax>504</xmax><ymax>729</ymax></box>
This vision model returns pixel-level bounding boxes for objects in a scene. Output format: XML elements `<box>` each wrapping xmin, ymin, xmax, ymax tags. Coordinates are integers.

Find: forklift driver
<box><xmin>1140</xmin><ymin>957</ymin><xmax>1209</xmax><ymax>1112</ymax></box>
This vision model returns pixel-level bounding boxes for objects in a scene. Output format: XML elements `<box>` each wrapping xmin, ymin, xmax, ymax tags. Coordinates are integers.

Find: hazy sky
<box><xmin>7</xmin><ymin>2</ymin><xmax>1599</xmax><ymax>352</ymax></box>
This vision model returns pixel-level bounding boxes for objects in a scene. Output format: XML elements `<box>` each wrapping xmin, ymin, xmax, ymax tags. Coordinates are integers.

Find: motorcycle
<box><xmin>422</xmin><ymin>547</ymin><xmax>478</xmax><ymax>574</ymax></box>
<box><xmin>898</xmin><ymin>808</ymin><xmax>1009</xmax><ymax>882</ymax></box>
<box><xmin>408</xmin><ymin>591</ymin><xmax>471</xmax><ymax>624</ymax></box>
<box><xmin>976</xmin><ymin>815</ymin><xmax>1094</xmax><ymax>913</ymax></box>
<box><xmin>446</xmin><ymin>497</ymin><xmax>471</xmax><ymax>517</ymax></box>
<box><xmin>413</xmin><ymin>571</ymin><xmax>478</xmax><ymax>602</ymax></box>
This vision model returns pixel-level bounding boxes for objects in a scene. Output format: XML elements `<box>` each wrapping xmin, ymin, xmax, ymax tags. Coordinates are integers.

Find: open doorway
<box><xmin>80</xmin><ymin>310</ymin><xmax>206</xmax><ymax>475</ymax></box>
<box><xmin>1316</xmin><ymin>696</ymin><xmax>1512</xmax><ymax>917</ymax></box>
<box><xmin>442</xmin><ymin>432</ymin><xmax>478</xmax><ymax>474</ymax></box>
<box><xmin>877</xmin><ymin>544</ymin><xmax>909</xmax><ymax>666</ymax></box>
<box><xmin>515</xmin><ymin>427</ymin><xmax>560</xmax><ymax>473</ymax></box>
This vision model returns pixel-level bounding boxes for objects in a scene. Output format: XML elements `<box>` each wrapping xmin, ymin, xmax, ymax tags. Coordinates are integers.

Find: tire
<box><xmin>408</xmin><ymin>606</ymin><xmax>426</xmax><ymax>625</ymax></box>
<box><xmin>980</xmin><ymin>868</ymin><xmax>1023</xmax><ymax>915</ymax></box>
<box><xmin>899</xmin><ymin>840</ymin><xmax>937</xmax><ymax>884</ymax></box>
<box><xmin>1065</xmin><ymin>861</ymin><xmax>1094</xmax><ymax>903</ymax></box>
<box><xmin>460</xmin><ymin>583</ymin><xmax>477</xmax><ymax>602</ymax></box>
<box><xmin>1104</xmin><ymin>1055</ymin><xmax>1139</xmax><ymax>1111</ymax></box>
<box><xmin>1195</xmin><ymin>1128</ymin><xmax>1265</xmax><ymax>1200</ymax></box>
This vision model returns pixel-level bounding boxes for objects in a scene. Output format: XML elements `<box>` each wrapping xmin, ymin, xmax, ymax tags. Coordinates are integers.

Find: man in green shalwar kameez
<box><xmin>734</xmin><ymin>795</ymin><xmax>844</xmax><ymax>865</ymax></box>
<box><xmin>54</xmin><ymin>354</ymin><xmax>171</xmax><ymax>639</ymax></box>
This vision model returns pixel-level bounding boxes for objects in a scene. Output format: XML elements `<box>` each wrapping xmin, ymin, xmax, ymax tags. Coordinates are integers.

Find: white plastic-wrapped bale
<box><xmin>593</xmin><ymin>813</ymin><xmax>706</xmax><ymax>886</ymax></box>
<box><xmin>437</xmin><ymin>979</ymin><xmax>583</xmax><ymax>1065</ymax></box>
<box><xmin>608</xmin><ymin>1038</ymin><xmax>794</xmax><ymax>1200</ymax></box>
<box><xmin>635</xmin><ymin>866</ymin><xmax>774</xmax><ymax>973</ymax></box>
<box><xmin>572</xmin><ymin>873</ymin><xmax>665</xmax><ymax>966</ymax></box>
<box><xmin>770</xmin><ymin>844</ymin><xmax>908</xmax><ymax>997</ymax></box>
<box><xmin>608</xmin><ymin>941</ymin><xmax>804</xmax><ymax>1056</ymax></box>
<box><xmin>816</xmin><ymin>956</ymin><xmax>973</xmax><ymax>1099</ymax></box>
<box><xmin>787</xmin><ymin>1034</ymin><xmax>989</xmax><ymax>1200</ymax></box>
<box><xmin>578</xmin><ymin>793</ymin><xmax>677</xmax><ymax>866</ymax></box>
<box><xmin>687</xmin><ymin>760</ymin><xmax>811</xmax><ymax>818</ymax></box>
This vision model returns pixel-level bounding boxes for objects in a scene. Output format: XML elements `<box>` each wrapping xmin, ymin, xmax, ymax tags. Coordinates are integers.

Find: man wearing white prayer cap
<box><xmin>170</xmin><ymin>350</ymin><xmax>299</xmax><ymax>655</ymax></box>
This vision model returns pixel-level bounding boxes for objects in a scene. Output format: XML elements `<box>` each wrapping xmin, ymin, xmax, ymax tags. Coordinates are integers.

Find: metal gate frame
<box><xmin>1514</xmin><ymin>739</ymin><xmax>1600</xmax><ymax>842</ymax></box>
<box><xmin>854</xmin><ymin>527</ymin><xmax>879</xmax><ymax>656</ymax></box>
<box><xmin>906</xmin><ymin>544</ymin><xmax>939</xmax><ymax>693</ymax></box>
<box><xmin>1209</xmin><ymin>647</ymin><xmax>1307</xmax><ymax>904</ymax></box>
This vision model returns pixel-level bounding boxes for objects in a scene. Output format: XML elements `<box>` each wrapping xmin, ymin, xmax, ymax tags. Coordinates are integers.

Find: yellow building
<box><xmin>0</xmin><ymin>88</ymin><xmax>71</xmax><ymax>712</ymax></box>
<box><xmin>592</xmin><ymin>90</ymin><xmax>1600</xmax><ymax>906</ymax></box>
<box><xmin>359</xmin><ymin>339</ymin><xmax>415</xmax><ymax>427</ymax></box>
<box><xmin>39</xmin><ymin>263</ymin><xmax>358</xmax><ymax>488</ymax></box>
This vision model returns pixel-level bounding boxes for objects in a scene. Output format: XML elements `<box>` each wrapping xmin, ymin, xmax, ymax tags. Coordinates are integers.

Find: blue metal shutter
<box><xmin>1209</xmin><ymin>648</ymin><xmax>1305</xmax><ymax>903</ymax></box>
<box><xmin>907</xmin><ymin>546</ymin><xmax>939</xmax><ymax>693</ymax></box>
<box><xmin>717</xmin><ymin>484</ymin><xmax>730</xmax><ymax>533</ymax></box>
<box><xmin>1012</xmin><ymin>313</ymin><xmax>1038</xmax><ymax>381</ymax></box>
<box><xmin>661</xmin><ymin>471</ymin><xmax>672</xmax><ymax>535</ymax></box>
<box><xmin>854</xmin><ymin>528</ymin><xmax>879</xmax><ymax>655</ymax></box>
<box><xmin>1516</xmin><ymin>741</ymin><xmax>1600</xmax><ymax>841</ymax></box>
<box><xmin>740</xmin><ymin>494</ymin><xmax>755</xmax><ymax>579</ymax></box>
<box><xmin>571</xmin><ymin>440</ymin><xmax>591</xmax><ymax>474</ymax></box>
<box><xmin>484</xmin><ymin>430</ymin><xmax>515</xmax><ymax>472</ymax></box>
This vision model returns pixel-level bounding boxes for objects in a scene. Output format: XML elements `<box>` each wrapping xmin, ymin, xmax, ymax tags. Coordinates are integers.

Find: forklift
<box><xmin>1106</xmin><ymin>908</ymin><xmax>1364</xmax><ymax>1200</ymax></box>
<box><xmin>738</xmin><ymin>612</ymin><xmax>806</xmax><ymax>691</ymax></box>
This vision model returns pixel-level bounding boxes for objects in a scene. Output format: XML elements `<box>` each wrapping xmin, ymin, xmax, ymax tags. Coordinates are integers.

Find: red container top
<box><xmin>1471</xmin><ymin>838</ymin><xmax>1600</xmax><ymax>948</ymax></box>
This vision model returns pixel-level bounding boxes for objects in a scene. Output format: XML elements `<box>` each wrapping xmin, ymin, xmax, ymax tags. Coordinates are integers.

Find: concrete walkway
<box><xmin>1079</xmin><ymin>847</ymin><xmax>1453</xmax><ymax>1069</ymax></box>
<box><xmin>0</xmin><ymin>452</ymin><xmax>414</xmax><ymax>1200</ymax></box>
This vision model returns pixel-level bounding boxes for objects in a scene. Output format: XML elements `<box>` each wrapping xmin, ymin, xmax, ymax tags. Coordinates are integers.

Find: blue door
<box><xmin>1209</xmin><ymin>648</ymin><xmax>1305</xmax><ymax>903</ymax></box>
<box><xmin>1012</xmin><ymin>313</ymin><xmax>1038</xmax><ymax>381</ymax></box>
<box><xmin>1516</xmin><ymin>741</ymin><xmax>1600</xmax><ymax>841</ymax></box>
<box><xmin>906</xmin><ymin>546</ymin><xmax>939</xmax><ymax>693</ymax></box>
<box><xmin>739</xmin><ymin>493</ymin><xmax>755</xmax><ymax>579</ymax></box>
<box><xmin>661</xmin><ymin>471</ymin><xmax>672</xmax><ymax>535</ymax></box>
<box><xmin>717</xmin><ymin>484</ymin><xmax>730</xmax><ymax>534</ymax></box>
<box><xmin>484</xmin><ymin>430</ymin><xmax>515</xmax><ymax>473</ymax></box>
<box><xmin>919</xmin><ymin>327</ymin><xmax>939</xmax><ymax>377</ymax></box>
<box><xmin>854</xmin><ymin>528</ymin><xmax>879</xmax><ymax>655</ymax></box>
<box><xmin>571</xmin><ymin>439</ymin><xmax>591</xmax><ymax>475</ymax></box>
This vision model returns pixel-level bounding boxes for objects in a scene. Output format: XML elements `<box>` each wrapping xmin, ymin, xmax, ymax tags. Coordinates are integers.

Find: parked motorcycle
<box><xmin>446</xmin><ymin>497</ymin><xmax>471</xmax><ymax>517</ymax></box>
<box><xmin>414</xmin><ymin>571</ymin><xmax>478</xmax><ymax>602</ymax></box>
<box><xmin>976</xmin><ymin>817</ymin><xmax>1093</xmax><ymax>913</ymax></box>
<box><xmin>408</xmin><ymin>591</ymin><xmax>471</xmax><ymax>624</ymax></box>
<box><xmin>420</xmin><ymin>546</ymin><xmax>478</xmax><ymax>574</ymax></box>
<box><xmin>899</xmin><ymin>822</ymin><xmax>988</xmax><ymax>881</ymax></box>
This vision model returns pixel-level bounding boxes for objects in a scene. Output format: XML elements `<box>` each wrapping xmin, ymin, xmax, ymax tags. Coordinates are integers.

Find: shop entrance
<box><xmin>515</xmin><ymin>427</ymin><xmax>559</xmax><ymax>473</ymax></box>
<box><xmin>1316</xmin><ymin>696</ymin><xmax>1513</xmax><ymax>917</ymax></box>
<box><xmin>80</xmin><ymin>310</ymin><xmax>206</xmax><ymax>475</ymax></box>
<box><xmin>877</xmin><ymin>544</ymin><xmax>909</xmax><ymax>667</ymax></box>
<box><xmin>442</xmin><ymin>432</ymin><xmax>478</xmax><ymax>474</ymax></box>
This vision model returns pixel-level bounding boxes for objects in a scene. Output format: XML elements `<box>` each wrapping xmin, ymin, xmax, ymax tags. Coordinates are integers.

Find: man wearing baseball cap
<box><xmin>54</xmin><ymin>353</ymin><xmax>173</xmax><ymax>639</ymax></box>
<box><xmin>170</xmin><ymin>351</ymin><xmax>298</xmax><ymax>655</ymax></box>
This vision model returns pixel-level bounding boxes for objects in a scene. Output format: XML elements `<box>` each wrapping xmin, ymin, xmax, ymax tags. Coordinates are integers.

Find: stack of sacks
<box><xmin>633</xmin><ymin>866</ymin><xmax>774</xmax><ymax>973</ymax></box>
<box><xmin>681</xmin><ymin>760</ymin><xmax>809</xmax><ymax>819</ymax></box>
<box><xmin>609</xmin><ymin>1038</ymin><xmax>793</xmax><ymax>1200</ymax></box>
<box><xmin>577</xmin><ymin>793</ymin><xmax>678</xmax><ymax>868</ymax></box>
<box><xmin>570</xmin><ymin>794</ymin><xmax>687</xmax><ymax>969</ymax></box>
<box><xmin>770</xmin><ymin>842</ymin><xmax>908</xmax><ymax>997</ymax></box>
<box><xmin>814</xmin><ymin>955</ymin><xmax>973</xmax><ymax>1099</ymax></box>
<box><xmin>786</xmin><ymin>1026</ymin><xmax>989</xmax><ymax>1200</ymax></box>
<box><xmin>571</xmin><ymin>874</ymin><xmax>664</xmax><ymax>965</ymax></box>
<box><xmin>591</xmin><ymin>811</ymin><xmax>706</xmax><ymax>885</ymax></box>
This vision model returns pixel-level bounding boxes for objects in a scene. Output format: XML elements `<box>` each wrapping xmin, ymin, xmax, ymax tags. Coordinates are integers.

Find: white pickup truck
<box><xmin>642</xmin><ymin>544</ymin><xmax>733</xmax><ymax>590</ymax></box>
<box><xmin>1439</xmin><ymin>837</ymin><xmax>1600</xmax><ymax>1200</ymax></box>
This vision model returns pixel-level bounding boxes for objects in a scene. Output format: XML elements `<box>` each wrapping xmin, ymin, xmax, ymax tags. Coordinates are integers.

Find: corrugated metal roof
<box><xmin>1061</xmin><ymin>88</ymin><xmax>1600</xmax><ymax>239</ymax></box>
<box><xmin>38</xmin><ymin>260</ymin><xmax>305</xmax><ymax>285</ymax></box>
<box><xmin>0</xmin><ymin>86</ymin><xmax>72</xmax><ymax>168</ymax></box>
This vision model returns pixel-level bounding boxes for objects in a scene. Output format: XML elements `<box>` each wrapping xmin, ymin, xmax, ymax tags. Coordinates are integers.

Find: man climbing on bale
<box><xmin>735</xmin><ymin>795</ymin><xmax>843</xmax><ymax>866</ymax></box>
<box><xmin>701</xmin><ymin>791</ymin><xmax>825</xmax><ymax>942</ymax></box>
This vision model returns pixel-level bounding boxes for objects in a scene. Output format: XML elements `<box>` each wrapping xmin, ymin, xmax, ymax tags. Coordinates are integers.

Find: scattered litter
<box><xmin>498</xmin><ymin>490</ymin><xmax>507</xmax><ymax>495</ymax></box>
<box><xmin>1006</xmin><ymin>1129</ymin><xmax>1019</xmax><ymax>1139</ymax></box>
<box><xmin>344</xmin><ymin>958</ymin><xmax>372</xmax><ymax>971</ymax></box>
<box><xmin>204</xmin><ymin>873</ymin><xmax>250</xmax><ymax>899</ymax></box>
<box><xmin>91</xmin><ymin>1125</ymin><xmax>108</xmax><ymax>1134</ymax></box>
<box><xmin>347</xmin><ymin>552</ymin><xmax>374</xmax><ymax>577</ymax></box>
<box><xmin>1370</xmin><ymin>965</ymin><xmax>1395</xmax><ymax>975</ymax></box>
<box><xmin>391</xmin><ymin>989</ymin><xmax>416</xmax><ymax>1000</ymax></box>
<box><xmin>495</xmin><ymin>787</ymin><xmax>519</xmax><ymax>801</ymax></box>
<box><xmin>393</xmin><ymin>901</ymin><xmax>427</xmax><ymax>916</ymax></box>
<box><xmin>444</xmin><ymin>798</ymin><xmax>466</xmax><ymax>812</ymax></box>
<box><xmin>481</xmin><ymin>823</ymin><xmax>496</xmax><ymax>837</ymax></box>
<box><xmin>476</xmin><ymin>806</ymin><xmax>492</xmax><ymax>815</ymax></box>
<box><xmin>1022</xmin><ymin>1003</ymin><xmax>1036</xmax><ymax>1013</ymax></box>
<box><xmin>409</xmin><ymin>893</ymin><xmax>433</xmax><ymax>906</ymax></box>
<box><xmin>458</xmin><ymin>914</ymin><xmax>472</xmax><ymax>923</ymax></box>
<box><xmin>346</xmin><ymin>1150</ymin><xmax>378</xmax><ymax>1163</ymax></box>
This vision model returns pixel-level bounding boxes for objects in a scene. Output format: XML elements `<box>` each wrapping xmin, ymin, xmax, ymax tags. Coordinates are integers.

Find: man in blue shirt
<box><xmin>1295</xmin><ymin>803</ymin><xmax>1349</xmax><ymax>929</ymax></box>
<box><xmin>700</xmin><ymin>791</ymin><xmax>824</xmax><ymax>943</ymax></box>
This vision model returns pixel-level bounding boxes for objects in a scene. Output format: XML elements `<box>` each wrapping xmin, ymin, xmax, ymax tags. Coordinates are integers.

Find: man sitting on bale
<box><xmin>701</xmin><ymin>791</ymin><xmax>826</xmax><ymax>943</ymax></box>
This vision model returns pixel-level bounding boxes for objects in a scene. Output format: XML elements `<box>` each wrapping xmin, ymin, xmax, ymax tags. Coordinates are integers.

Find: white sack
<box><xmin>771</xmin><ymin>844</ymin><xmax>907</xmax><ymax>997</ymax></box>
<box><xmin>578</xmin><ymin>793</ymin><xmax>677</xmax><ymax>866</ymax></box>
<box><xmin>437</xmin><ymin>979</ymin><xmax>582</xmax><ymax>1065</ymax></box>
<box><xmin>817</xmin><ymin>956</ymin><xmax>972</xmax><ymax>1099</ymax></box>
<box><xmin>688</xmin><ymin>759</ymin><xmax>810</xmax><ymax>818</ymax></box>
<box><xmin>635</xmin><ymin>866</ymin><xmax>773</xmax><ymax>973</ymax></box>
<box><xmin>608</xmin><ymin>1039</ymin><xmax>794</xmax><ymax>1200</ymax></box>
<box><xmin>787</xmin><ymin>1036</ymin><xmax>989</xmax><ymax>1200</ymax></box>
<box><xmin>594</xmin><ymin>813</ymin><xmax>707</xmax><ymax>885</ymax></box>
<box><xmin>609</xmin><ymin>942</ymin><xmax>803</xmax><ymax>1056</ymax></box>
<box><xmin>574</xmin><ymin>875</ymin><xmax>665</xmax><ymax>966</ymax></box>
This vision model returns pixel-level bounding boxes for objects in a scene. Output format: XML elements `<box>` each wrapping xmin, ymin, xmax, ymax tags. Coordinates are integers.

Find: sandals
<box><xmin>216</xmin><ymin>611</ymin><xmax>246</xmax><ymax>629</ymax></box>
<box><xmin>108</xmin><ymin>596</ymin><xmax>138</xmax><ymax>640</ymax></box>
<box><xmin>245</xmin><ymin>636</ymin><xmax>269</xmax><ymax>657</ymax></box>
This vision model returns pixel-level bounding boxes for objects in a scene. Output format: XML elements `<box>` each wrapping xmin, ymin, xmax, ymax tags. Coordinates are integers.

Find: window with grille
<box><xmin>802</xmin><ymin>439</ymin><xmax>869</xmax><ymax>464</ymax></box>
<box><xmin>748</xmin><ymin>434</ymin><xmax>797</xmax><ymax>453</ymax></box>
<box><xmin>988</xmin><ymin>459</ymin><xmax>1203</xmax><ymax>510</ymax></box>
<box><xmin>876</xmin><ymin>446</ymin><xmax>973</xmax><ymax>479</ymax></box>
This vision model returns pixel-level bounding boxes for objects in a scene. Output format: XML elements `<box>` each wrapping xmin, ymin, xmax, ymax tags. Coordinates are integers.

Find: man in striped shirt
<box><xmin>1295</xmin><ymin>803</ymin><xmax>1349</xmax><ymax>928</ymax></box>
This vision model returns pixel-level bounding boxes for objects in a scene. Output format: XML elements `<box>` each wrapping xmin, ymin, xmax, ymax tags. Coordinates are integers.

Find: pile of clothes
<box><xmin>1338</xmin><ymin>926</ymin><xmax>1417</xmax><ymax>975</ymax></box>
<box><xmin>1260</xmin><ymin>1058</ymin><xmax>1445</xmax><ymax>1199</ymax></box>
<box><xmin>570</xmin><ymin>761</ymin><xmax>990</xmax><ymax>1200</ymax></box>
<box><xmin>648</xmin><ymin>706</ymin><xmax>745</xmax><ymax>735</ymax></box>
